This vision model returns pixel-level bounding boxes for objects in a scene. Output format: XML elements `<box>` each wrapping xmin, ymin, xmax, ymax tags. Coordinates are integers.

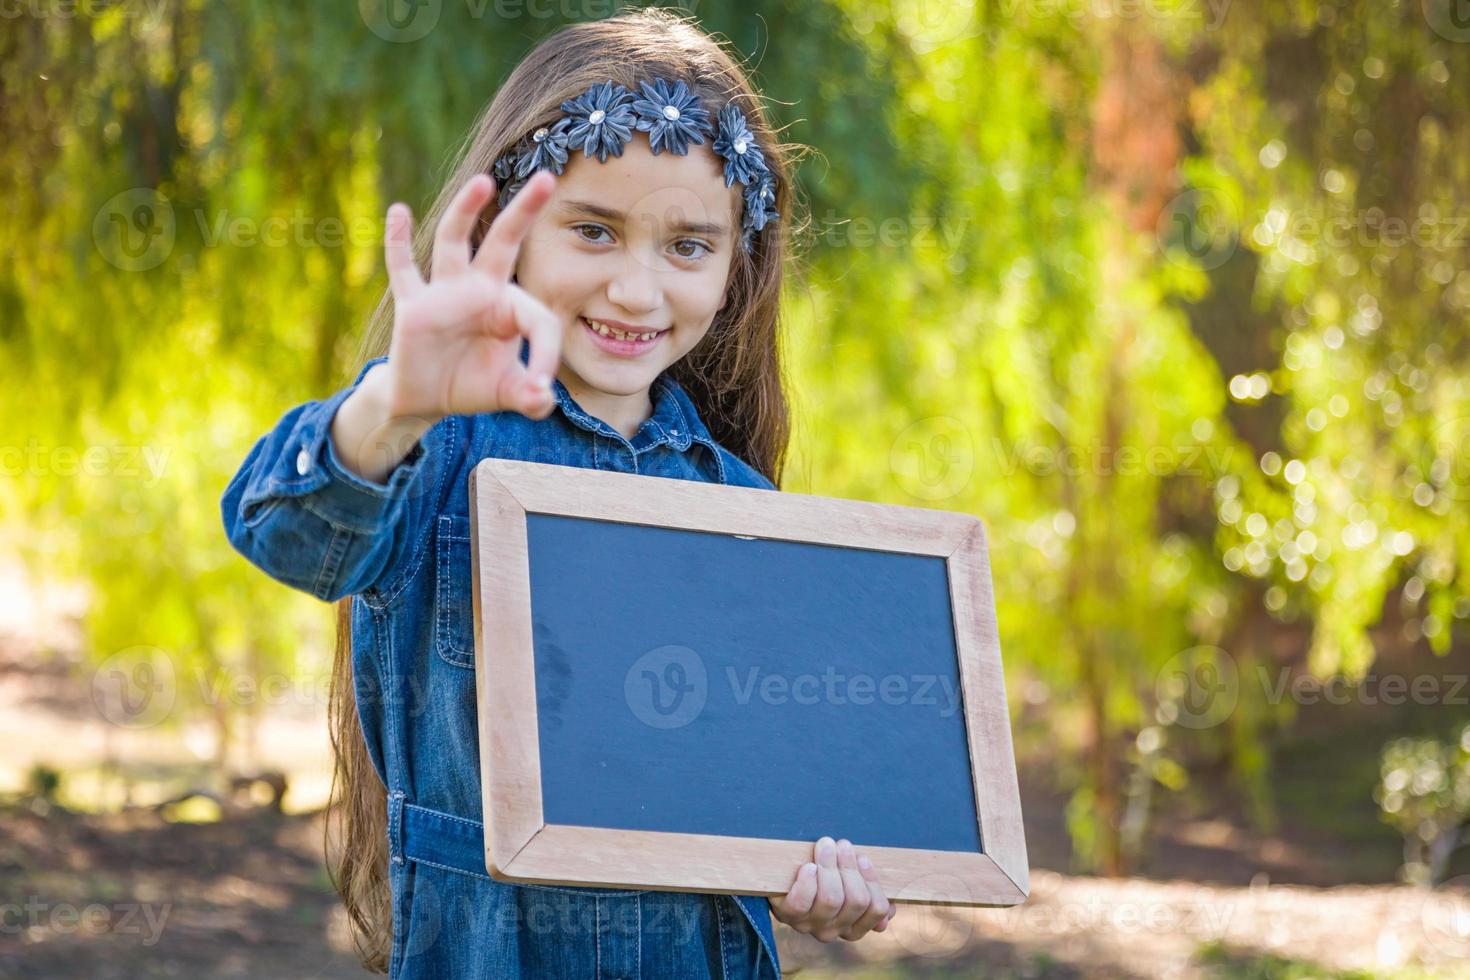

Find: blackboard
<box><xmin>469</xmin><ymin>457</ymin><xmax>1028</xmax><ymax>907</ymax></box>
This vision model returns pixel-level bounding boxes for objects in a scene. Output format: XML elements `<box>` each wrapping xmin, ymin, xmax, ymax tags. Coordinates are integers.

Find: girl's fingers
<box><xmin>831</xmin><ymin>840</ymin><xmax>872</xmax><ymax>934</ymax></box>
<box><xmin>492</xmin><ymin>354</ymin><xmax>555</xmax><ymax>419</ymax></box>
<box><xmin>770</xmin><ymin>862</ymin><xmax>818</xmax><ymax>924</ymax></box>
<box><xmin>384</xmin><ymin>204</ymin><xmax>424</xmax><ymax>300</ymax></box>
<box><xmin>810</xmin><ymin>837</ymin><xmax>845</xmax><ymax>941</ymax></box>
<box><xmin>843</xmin><ymin>851</ymin><xmax>894</xmax><ymax>939</ymax></box>
<box><xmin>506</xmin><ymin>287</ymin><xmax>562</xmax><ymax>390</ymax></box>
<box><xmin>480</xmin><ymin>287</ymin><xmax>561</xmax><ymax>418</ymax></box>
<box><xmin>431</xmin><ymin>174</ymin><xmax>495</xmax><ymax>282</ymax></box>
<box><xmin>474</xmin><ymin>170</ymin><xmax>556</xmax><ymax>282</ymax></box>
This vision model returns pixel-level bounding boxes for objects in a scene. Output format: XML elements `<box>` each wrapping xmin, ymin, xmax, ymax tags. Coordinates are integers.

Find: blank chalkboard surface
<box><xmin>469</xmin><ymin>457</ymin><xmax>1028</xmax><ymax>907</ymax></box>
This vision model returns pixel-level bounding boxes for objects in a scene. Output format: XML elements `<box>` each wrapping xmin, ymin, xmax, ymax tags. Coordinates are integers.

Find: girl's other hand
<box><xmin>379</xmin><ymin>170</ymin><xmax>562</xmax><ymax>424</ymax></box>
<box><xmin>768</xmin><ymin>836</ymin><xmax>896</xmax><ymax>942</ymax></box>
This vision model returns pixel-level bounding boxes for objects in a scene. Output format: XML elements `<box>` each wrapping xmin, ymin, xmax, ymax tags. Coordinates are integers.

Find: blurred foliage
<box><xmin>2</xmin><ymin>0</ymin><xmax>1468</xmax><ymax>873</ymax></box>
<box><xmin>1375</xmin><ymin>721</ymin><xmax>1470</xmax><ymax>885</ymax></box>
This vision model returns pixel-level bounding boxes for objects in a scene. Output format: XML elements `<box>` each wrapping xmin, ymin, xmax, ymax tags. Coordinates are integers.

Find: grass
<box><xmin>1195</xmin><ymin>940</ymin><xmax>1463</xmax><ymax>980</ymax></box>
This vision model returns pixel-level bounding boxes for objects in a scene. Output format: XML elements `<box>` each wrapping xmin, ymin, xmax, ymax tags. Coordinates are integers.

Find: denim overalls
<box><xmin>221</xmin><ymin>347</ymin><xmax>783</xmax><ymax>979</ymax></box>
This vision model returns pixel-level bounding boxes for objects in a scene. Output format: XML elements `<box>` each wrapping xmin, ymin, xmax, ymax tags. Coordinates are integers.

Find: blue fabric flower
<box><xmin>629</xmin><ymin>78</ymin><xmax>712</xmax><ymax>156</ymax></box>
<box><xmin>514</xmin><ymin>117</ymin><xmax>572</xmax><ymax>178</ymax></box>
<box><xmin>492</xmin><ymin>151</ymin><xmax>517</xmax><ymax>186</ymax></box>
<box><xmin>712</xmin><ymin>103</ymin><xmax>767</xmax><ymax>188</ymax></box>
<box><xmin>739</xmin><ymin>172</ymin><xmax>778</xmax><ymax>252</ymax></box>
<box><xmin>561</xmin><ymin>81</ymin><xmax>636</xmax><ymax>163</ymax></box>
<box><xmin>497</xmin><ymin>177</ymin><xmax>526</xmax><ymax>210</ymax></box>
<box><xmin>742</xmin><ymin>173</ymin><xmax>778</xmax><ymax>233</ymax></box>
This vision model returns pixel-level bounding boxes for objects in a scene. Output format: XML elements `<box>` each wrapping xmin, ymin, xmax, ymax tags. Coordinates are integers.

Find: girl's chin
<box><xmin>563</xmin><ymin>357</ymin><xmax>661</xmax><ymax>396</ymax></box>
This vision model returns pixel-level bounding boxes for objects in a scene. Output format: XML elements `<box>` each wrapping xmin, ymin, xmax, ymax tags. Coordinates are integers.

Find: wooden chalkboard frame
<box><xmin>468</xmin><ymin>457</ymin><xmax>1028</xmax><ymax>907</ymax></box>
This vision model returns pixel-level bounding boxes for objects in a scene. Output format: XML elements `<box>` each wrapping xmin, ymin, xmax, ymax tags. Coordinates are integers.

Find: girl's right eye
<box><xmin>573</xmin><ymin>222</ymin><xmax>613</xmax><ymax>244</ymax></box>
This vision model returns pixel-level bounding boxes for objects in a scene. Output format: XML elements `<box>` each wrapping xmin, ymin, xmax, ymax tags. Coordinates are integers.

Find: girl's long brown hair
<box><xmin>325</xmin><ymin>8</ymin><xmax>802</xmax><ymax>970</ymax></box>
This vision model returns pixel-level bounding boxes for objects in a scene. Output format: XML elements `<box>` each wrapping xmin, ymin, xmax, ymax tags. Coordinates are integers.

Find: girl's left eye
<box><xmin>572</xmin><ymin>223</ymin><xmax>711</xmax><ymax>260</ymax></box>
<box><xmin>672</xmin><ymin>239</ymin><xmax>712</xmax><ymax>260</ymax></box>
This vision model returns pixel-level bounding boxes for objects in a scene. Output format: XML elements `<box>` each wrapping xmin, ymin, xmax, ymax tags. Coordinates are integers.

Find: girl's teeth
<box><xmin>587</xmin><ymin>319</ymin><xmax>657</xmax><ymax>342</ymax></box>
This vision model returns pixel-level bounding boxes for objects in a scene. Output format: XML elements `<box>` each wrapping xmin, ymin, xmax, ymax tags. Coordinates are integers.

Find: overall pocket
<box><xmin>433</xmin><ymin>513</ymin><xmax>477</xmax><ymax>669</ymax></box>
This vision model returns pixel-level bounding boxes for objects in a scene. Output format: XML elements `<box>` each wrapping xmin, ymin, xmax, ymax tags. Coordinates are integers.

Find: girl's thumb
<box><xmin>519</xmin><ymin>371</ymin><xmax>554</xmax><ymax>416</ymax></box>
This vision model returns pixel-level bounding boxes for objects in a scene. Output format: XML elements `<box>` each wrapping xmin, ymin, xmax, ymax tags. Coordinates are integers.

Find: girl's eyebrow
<box><xmin>556</xmin><ymin>199</ymin><xmax>729</xmax><ymax>238</ymax></box>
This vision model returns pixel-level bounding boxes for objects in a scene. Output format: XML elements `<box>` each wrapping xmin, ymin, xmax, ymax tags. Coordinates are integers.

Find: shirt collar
<box><xmin>518</xmin><ymin>335</ymin><xmax>717</xmax><ymax>453</ymax></box>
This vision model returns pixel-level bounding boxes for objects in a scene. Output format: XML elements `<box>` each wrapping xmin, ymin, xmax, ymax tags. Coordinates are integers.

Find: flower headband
<box><xmin>491</xmin><ymin>77</ymin><xmax>779</xmax><ymax>253</ymax></box>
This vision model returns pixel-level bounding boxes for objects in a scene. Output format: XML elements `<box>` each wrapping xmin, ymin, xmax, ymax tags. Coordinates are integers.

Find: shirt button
<box><xmin>296</xmin><ymin>446</ymin><xmax>311</xmax><ymax>475</ymax></box>
<box><xmin>670</xmin><ymin>429</ymin><xmax>679</xmax><ymax>436</ymax></box>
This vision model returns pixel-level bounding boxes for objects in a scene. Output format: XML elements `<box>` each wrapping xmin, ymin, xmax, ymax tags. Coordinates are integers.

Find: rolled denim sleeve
<box><xmin>220</xmin><ymin>356</ymin><xmax>445</xmax><ymax>602</ymax></box>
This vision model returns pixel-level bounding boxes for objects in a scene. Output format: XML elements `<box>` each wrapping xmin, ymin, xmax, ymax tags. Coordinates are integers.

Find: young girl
<box><xmin>222</xmin><ymin>10</ymin><xmax>895</xmax><ymax>978</ymax></box>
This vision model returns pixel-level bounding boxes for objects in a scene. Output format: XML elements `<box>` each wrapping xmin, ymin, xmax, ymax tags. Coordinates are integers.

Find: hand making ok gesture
<box><xmin>378</xmin><ymin>170</ymin><xmax>563</xmax><ymax>424</ymax></box>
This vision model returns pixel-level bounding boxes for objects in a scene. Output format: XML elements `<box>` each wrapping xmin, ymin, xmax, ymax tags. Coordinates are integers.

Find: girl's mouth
<box><xmin>580</xmin><ymin>316</ymin><xmax>666</xmax><ymax>357</ymax></box>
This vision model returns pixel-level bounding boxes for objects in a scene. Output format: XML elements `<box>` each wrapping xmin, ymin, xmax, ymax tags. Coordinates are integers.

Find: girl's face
<box><xmin>513</xmin><ymin>136</ymin><xmax>741</xmax><ymax>423</ymax></box>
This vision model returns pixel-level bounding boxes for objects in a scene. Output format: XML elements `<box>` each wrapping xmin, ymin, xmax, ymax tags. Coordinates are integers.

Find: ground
<box><xmin>3</xmin><ymin>636</ymin><xmax>1469</xmax><ymax>978</ymax></box>
<box><xmin>4</xmin><ymin>769</ymin><xmax>1469</xmax><ymax>978</ymax></box>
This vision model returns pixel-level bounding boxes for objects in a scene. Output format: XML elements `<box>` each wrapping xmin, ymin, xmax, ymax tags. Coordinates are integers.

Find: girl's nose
<box><xmin>605</xmin><ymin>250</ymin><xmax>663</xmax><ymax>315</ymax></box>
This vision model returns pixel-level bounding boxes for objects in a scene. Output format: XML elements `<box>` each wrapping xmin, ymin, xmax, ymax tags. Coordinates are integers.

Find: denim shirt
<box><xmin>221</xmin><ymin>347</ymin><xmax>782</xmax><ymax>979</ymax></box>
